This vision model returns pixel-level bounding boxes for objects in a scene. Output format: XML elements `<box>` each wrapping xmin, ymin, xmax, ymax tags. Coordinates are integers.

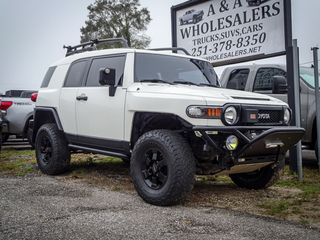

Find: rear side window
<box><xmin>64</xmin><ymin>60</ymin><xmax>88</xmax><ymax>87</ymax></box>
<box><xmin>226</xmin><ymin>69</ymin><xmax>249</xmax><ymax>90</ymax></box>
<box><xmin>253</xmin><ymin>68</ymin><xmax>287</xmax><ymax>93</ymax></box>
<box><xmin>85</xmin><ymin>55</ymin><xmax>126</xmax><ymax>87</ymax></box>
<box><xmin>41</xmin><ymin>66</ymin><xmax>57</xmax><ymax>88</ymax></box>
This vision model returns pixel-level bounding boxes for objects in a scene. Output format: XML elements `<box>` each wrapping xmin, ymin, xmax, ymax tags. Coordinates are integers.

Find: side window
<box><xmin>64</xmin><ymin>61</ymin><xmax>87</xmax><ymax>87</ymax></box>
<box><xmin>253</xmin><ymin>68</ymin><xmax>287</xmax><ymax>93</ymax></box>
<box><xmin>226</xmin><ymin>69</ymin><xmax>249</xmax><ymax>90</ymax></box>
<box><xmin>41</xmin><ymin>66</ymin><xmax>57</xmax><ymax>88</ymax></box>
<box><xmin>85</xmin><ymin>55</ymin><xmax>126</xmax><ymax>87</ymax></box>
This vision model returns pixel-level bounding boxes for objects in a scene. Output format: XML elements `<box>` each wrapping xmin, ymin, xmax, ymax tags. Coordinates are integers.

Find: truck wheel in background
<box><xmin>35</xmin><ymin>123</ymin><xmax>70</xmax><ymax>175</ymax></box>
<box><xmin>1</xmin><ymin>133</ymin><xmax>9</xmax><ymax>143</ymax></box>
<box><xmin>229</xmin><ymin>156</ymin><xmax>285</xmax><ymax>189</ymax></box>
<box><xmin>130</xmin><ymin>129</ymin><xmax>196</xmax><ymax>206</ymax></box>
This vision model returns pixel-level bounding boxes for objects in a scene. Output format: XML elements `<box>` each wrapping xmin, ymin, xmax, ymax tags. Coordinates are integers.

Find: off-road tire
<box><xmin>130</xmin><ymin>129</ymin><xmax>196</xmax><ymax>206</ymax></box>
<box><xmin>35</xmin><ymin>123</ymin><xmax>70</xmax><ymax>175</ymax></box>
<box><xmin>229</xmin><ymin>156</ymin><xmax>285</xmax><ymax>189</ymax></box>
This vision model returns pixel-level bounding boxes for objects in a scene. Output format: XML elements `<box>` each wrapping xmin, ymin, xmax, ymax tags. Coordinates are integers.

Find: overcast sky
<box><xmin>0</xmin><ymin>0</ymin><xmax>319</xmax><ymax>94</ymax></box>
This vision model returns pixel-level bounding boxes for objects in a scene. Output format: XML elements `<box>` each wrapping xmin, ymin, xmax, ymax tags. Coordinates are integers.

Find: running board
<box><xmin>68</xmin><ymin>144</ymin><xmax>130</xmax><ymax>160</ymax></box>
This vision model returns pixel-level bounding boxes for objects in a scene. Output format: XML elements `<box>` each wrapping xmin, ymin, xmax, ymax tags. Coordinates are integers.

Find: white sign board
<box><xmin>172</xmin><ymin>0</ymin><xmax>286</xmax><ymax>66</ymax></box>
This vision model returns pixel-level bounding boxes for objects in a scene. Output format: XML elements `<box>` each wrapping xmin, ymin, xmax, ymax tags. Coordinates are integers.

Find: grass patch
<box><xmin>0</xmin><ymin>149</ymin><xmax>37</xmax><ymax>176</ymax></box>
<box><xmin>255</xmin><ymin>165</ymin><xmax>320</xmax><ymax>224</ymax></box>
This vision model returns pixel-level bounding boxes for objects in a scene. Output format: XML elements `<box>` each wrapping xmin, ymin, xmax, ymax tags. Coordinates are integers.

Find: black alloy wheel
<box><xmin>39</xmin><ymin>136</ymin><xmax>52</xmax><ymax>165</ymax></box>
<box><xmin>141</xmin><ymin>148</ymin><xmax>168</xmax><ymax>190</ymax></box>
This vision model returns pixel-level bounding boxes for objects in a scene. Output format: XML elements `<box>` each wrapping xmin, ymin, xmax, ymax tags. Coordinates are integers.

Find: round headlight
<box><xmin>284</xmin><ymin>108</ymin><xmax>291</xmax><ymax>125</ymax></box>
<box><xmin>224</xmin><ymin>106</ymin><xmax>237</xmax><ymax>125</ymax></box>
<box><xmin>187</xmin><ymin>106</ymin><xmax>205</xmax><ymax>118</ymax></box>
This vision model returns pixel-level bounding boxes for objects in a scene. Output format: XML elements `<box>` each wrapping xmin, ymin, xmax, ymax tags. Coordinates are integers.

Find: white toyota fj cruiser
<box><xmin>30</xmin><ymin>38</ymin><xmax>304</xmax><ymax>206</ymax></box>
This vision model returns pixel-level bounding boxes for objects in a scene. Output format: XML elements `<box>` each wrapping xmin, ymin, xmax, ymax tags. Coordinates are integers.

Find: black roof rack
<box><xmin>149</xmin><ymin>47</ymin><xmax>191</xmax><ymax>55</ymax></box>
<box><xmin>63</xmin><ymin>38</ymin><xmax>129</xmax><ymax>57</ymax></box>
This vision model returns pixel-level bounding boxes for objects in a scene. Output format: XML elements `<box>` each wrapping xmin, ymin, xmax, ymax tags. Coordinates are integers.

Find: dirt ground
<box><xmin>56</xmin><ymin>155</ymin><xmax>320</xmax><ymax>229</ymax></box>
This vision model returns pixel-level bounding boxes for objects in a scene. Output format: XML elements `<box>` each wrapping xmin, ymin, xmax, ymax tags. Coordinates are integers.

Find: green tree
<box><xmin>80</xmin><ymin>0</ymin><xmax>152</xmax><ymax>49</ymax></box>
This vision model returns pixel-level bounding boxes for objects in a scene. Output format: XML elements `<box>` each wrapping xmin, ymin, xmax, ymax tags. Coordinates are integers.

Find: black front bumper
<box><xmin>193</xmin><ymin>126</ymin><xmax>305</xmax><ymax>163</ymax></box>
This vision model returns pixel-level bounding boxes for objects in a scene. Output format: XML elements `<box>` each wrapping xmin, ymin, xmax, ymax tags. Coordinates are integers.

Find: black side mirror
<box><xmin>99</xmin><ymin>68</ymin><xmax>116</xmax><ymax>96</ymax></box>
<box><xmin>272</xmin><ymin>76</ymin><xmax>287</xmax><ymax>94</ymax></box>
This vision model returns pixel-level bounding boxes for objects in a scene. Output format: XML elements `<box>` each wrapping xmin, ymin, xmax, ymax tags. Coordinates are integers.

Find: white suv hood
<box><xmin>128</xmin><ymin>83</ymin><xmax>286</xmax><ymax>106</ymax></box>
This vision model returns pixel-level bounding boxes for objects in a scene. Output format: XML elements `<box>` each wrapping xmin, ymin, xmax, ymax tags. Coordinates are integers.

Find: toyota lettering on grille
<box><xmin>258</xmin><ymin>113</ymin><xmax>270</xmax><ymax>120</ymax></box>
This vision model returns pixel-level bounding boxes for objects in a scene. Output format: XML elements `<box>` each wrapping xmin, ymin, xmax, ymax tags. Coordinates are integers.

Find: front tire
<box><xmin>35</xmin><ymin>123</ymin><xmax>70</xmax><ymax>175</ymax></box>
<box><xmin>131</xmin><ymin>130</ymin><xmax>196</xmax><ymax>206</ymax></box>
<box><xmin>229</xmin><ymin>156</ymin><xmax>285</xmax><ymax>189</ymax></box>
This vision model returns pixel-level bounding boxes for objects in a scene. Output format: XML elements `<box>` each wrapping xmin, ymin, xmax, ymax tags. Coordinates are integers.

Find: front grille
<box><xmin>258</xmin><ymin>110</ymin><xmax>281</xmax><ymax>124</ymax></box>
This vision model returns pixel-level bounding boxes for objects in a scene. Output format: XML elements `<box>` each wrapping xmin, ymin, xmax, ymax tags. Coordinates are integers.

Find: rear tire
<box><xmin>35</xmin><ymin>123</ymin><xmax>70</xmax><ymax>175</ymax></box>
<box><xmin>131</xmin><ymin>130</ymin><xmax>196</xmax><ymax>206</ymax></box>
<box><xmin>229</xmin><ymin>156</ymin><xmax>285</xmax><ymax>189</ymax></box>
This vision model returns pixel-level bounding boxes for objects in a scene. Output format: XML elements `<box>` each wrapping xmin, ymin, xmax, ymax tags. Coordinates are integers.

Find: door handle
<box><xmin>76</xmin><ymin>94</ymin><xmax>88</xmax><ymax>101</ymax></box>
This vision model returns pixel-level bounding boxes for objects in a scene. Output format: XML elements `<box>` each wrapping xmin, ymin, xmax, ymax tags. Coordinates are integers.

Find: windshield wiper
<box><xmin>140</xmin><ymin>79</ymin><xmax>173</xmax><ymax>85</ymax></box>
<box><xmin>173</xmin><ymin>80</ymin><xmax>199</xmax><ymax>86</ymax></box>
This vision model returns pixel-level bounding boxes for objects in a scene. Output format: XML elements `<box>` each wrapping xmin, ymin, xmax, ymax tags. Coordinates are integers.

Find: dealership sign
<box><xmin>172</xmin><ymin>0</ymin><xmax>287</xmax><ymax>66</ymax></box>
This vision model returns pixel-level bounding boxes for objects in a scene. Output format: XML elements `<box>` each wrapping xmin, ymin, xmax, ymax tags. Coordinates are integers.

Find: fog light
<box><xmin>226</xmin><ymin>135</ymin><xmax>238</xmax><ymax>150</ymax></box>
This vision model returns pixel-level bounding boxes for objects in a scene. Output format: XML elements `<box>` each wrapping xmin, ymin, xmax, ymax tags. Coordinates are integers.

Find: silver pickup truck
<box><xmin>0</xmin><ymin>90</ymin><xmax>37</xmax><ymax>146</ymax></box>
<box><xmin>179</xmin><ymin>9</ymin><xmax>204</xmax><ymax>25</ymax></box>
<box><xmin>220</xmin><ymin>64</ymin><xmax>319</xmax><ymax>158</ymax></box>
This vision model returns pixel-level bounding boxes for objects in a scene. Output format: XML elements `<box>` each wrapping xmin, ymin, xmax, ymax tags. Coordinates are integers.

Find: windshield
<box><xmin>135</xmin><ymin>53</ymin><xmax>220</xmax><ymax>87</ymax></box>
<box><xmin>300</xmin><ymin>67</ymin><xmax>320</xmax><ymax>88</ymax></box>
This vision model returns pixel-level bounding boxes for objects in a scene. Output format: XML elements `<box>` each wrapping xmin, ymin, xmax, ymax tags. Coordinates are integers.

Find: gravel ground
<box><xmin>1</xmin><ymin>174</ymin><xmax>320</xmax><ymax>240</ymax></box>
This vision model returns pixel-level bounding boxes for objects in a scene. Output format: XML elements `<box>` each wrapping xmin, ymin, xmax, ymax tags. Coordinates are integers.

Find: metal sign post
<box><xmin>284</xmin><ymin>0</ymin><xmax>302</xmax><ymax>174</ymax></box>
<box><xmin>312</xmin><ymin>47</ymin><xmax>320</xmax><ymax>172</ymax></box>
<box><xmin>292</xmin><ymin>39</ymin><xmax>302</xmax><ymax>181</ymax></box>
